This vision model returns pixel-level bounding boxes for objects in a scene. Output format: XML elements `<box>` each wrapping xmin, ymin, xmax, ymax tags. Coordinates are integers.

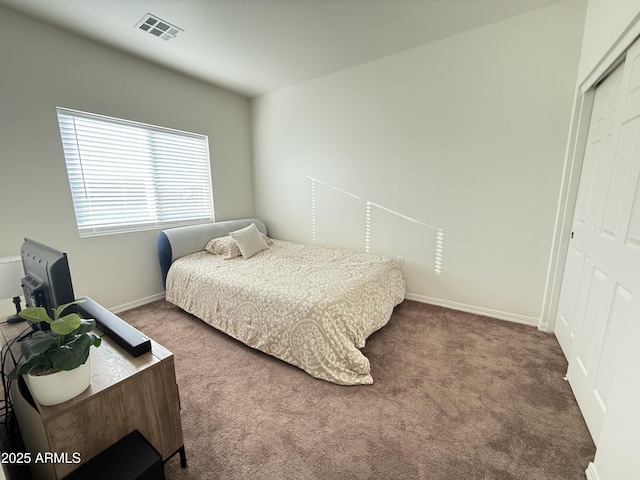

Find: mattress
<box><xmin>165</xmin><ymin>239</ymin><xmax>406</xmax><ymax>385</ymax></box>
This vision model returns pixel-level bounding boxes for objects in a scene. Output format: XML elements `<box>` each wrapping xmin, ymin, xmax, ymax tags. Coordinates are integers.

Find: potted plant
<box><xmin>8</xmin><ymin>300</ymin><xmax>102</xmax><ymax>406</ymax></box>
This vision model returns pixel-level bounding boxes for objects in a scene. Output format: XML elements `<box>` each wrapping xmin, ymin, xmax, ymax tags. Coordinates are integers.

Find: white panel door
<box><xmin>555</xmin><ymin>66</ymin><xmax>623</xmax><ymax>360</ymax></box>
<box><xmin>555</xmin><ymin>40</ymin><xmax>640</xmax><ymax>446</ymax></box>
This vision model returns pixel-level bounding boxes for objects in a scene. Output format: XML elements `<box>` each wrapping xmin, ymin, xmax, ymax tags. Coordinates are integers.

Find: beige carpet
<box><xmin>117</xmin><ymin>299</ymin><xmax>595</xmax><ymax>480</ymax></box>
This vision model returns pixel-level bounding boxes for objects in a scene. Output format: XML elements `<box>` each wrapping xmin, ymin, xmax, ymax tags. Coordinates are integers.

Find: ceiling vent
<box><xmin>135</xmin><ymin>13</ymin><xmax>183</xmax><ymax>41</ymax></box>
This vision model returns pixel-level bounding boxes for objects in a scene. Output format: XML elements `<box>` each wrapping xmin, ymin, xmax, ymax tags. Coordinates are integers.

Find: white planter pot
<box><xmin>26</xmin><ymin>358</ymin><xmax>92</xmax><ymax>406</ymax></box>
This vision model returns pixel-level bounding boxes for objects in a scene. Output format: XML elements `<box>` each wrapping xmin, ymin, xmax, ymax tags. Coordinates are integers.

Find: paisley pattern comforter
<box><xmin>165</xmin><ymin>240</ymin><xmax>406</xmax><ymax>385</ymax></box>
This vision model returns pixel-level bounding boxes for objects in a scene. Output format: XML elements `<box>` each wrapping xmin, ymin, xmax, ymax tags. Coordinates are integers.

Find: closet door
<box><xmin>554</xmin><ymin>64</ymin><xmax>623</xmax><ymax>360</ymax></box>
<box><xmin>554</xmin><ymin>40</ymin><xmax>640</xmax><ymax>445</ymax></box>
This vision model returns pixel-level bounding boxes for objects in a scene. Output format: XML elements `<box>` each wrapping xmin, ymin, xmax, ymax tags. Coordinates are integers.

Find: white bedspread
<box><xmin>165</xmin><ymin>240</ymin><xmax>406</xmax><ymax>385</ymax></box>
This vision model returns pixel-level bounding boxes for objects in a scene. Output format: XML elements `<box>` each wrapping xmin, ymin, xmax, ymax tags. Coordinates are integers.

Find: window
<box><xmin>56</xmin><ymin>107</ymin><xmax>214</xmax><ymax>237</ymax></box>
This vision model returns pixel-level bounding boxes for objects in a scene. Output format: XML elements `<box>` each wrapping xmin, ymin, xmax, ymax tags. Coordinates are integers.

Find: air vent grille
<box><xmin>135</xmin><ymin>13</ymin><xmax>182</xmax><ymax>41</ymax></box>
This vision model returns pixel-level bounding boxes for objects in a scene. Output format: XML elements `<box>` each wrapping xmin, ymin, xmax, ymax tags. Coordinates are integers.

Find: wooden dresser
<box><xmin>1</xmin><ymin>321</ymin><xmax>185</xmax><ymax>479</ymax></box>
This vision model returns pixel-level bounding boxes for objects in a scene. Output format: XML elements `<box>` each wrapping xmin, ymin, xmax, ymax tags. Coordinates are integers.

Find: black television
<box><xmin>20</xmin><ymin>238</ymin><xmax>76</xmax><ymax>318</ymax></box>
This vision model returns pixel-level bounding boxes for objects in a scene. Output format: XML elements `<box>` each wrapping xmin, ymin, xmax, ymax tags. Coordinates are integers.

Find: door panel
<box><xmin>575</xmin><ymin>267</ymin><xmax>610</xmax><ymax>376</ymax></box>
<box><xmin>555</xmin><ymin>39</ymin><xmax>640</xmax><ymax>446</ymax></box>
<box><xmin>593</xmin><ymin>284</ymin><xmax>631</xmax><ymax>409</ymax></box>
<box><xmin>601</xmin><ymin>119</ymin><xmax>637</xmax><ymax>237</ymax></box>
<box><xmin>555</xmin><ymin>246</ymin><xmax>587</xmax><ymax>357</ymax></box>
<box><xmin>555</xmin><ymin>66</ymin><xmax>623</xmax><ymax>359</ymax></box>
<box><xmin>621</xmin><ymin>120</ymin><xmax>640</xmax><ymax>246</ymax></box>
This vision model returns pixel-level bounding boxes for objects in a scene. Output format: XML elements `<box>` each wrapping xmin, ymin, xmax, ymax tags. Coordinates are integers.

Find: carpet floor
<box><xmin>116</xmin><ymin>299</ymin><xmax>595</xmax><ymax>480</ymax></box>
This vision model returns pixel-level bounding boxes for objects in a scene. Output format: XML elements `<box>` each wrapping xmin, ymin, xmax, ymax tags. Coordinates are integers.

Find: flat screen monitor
<box><xmin>20</xmin><ymin>238</ymin><xmax>76</xmax><ymax>317</ymax></box>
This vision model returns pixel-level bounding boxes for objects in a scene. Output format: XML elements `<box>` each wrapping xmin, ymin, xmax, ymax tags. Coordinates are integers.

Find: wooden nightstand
<box><xmin>0</xmin><ymin>319</ymin><xmax>186</xmax><ymax>479</ymax></box>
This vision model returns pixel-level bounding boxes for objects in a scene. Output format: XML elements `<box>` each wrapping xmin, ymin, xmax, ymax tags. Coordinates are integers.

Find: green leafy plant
<box><xmin>8</xmin><ymin>300</ymin><xmax>101</xmax><ymax>379</ymax></box>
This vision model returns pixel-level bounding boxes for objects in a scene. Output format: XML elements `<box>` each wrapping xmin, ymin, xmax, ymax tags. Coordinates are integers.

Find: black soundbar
<box><xmin>76</xmin><ymin>296</ymin><xmax>151</xmax><ymax>357</ymax></box>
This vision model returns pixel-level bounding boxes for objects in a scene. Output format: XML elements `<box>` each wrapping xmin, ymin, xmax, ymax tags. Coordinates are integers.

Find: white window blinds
<box><xmin>56</xmin><ymin>107</ymin><xmax>214</xmax><ymax>237</ymax></box>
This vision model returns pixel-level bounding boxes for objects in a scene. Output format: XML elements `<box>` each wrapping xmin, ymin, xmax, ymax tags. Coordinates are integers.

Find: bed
<box><xmin>158</xmin><ymin>219</ymin><xmax>406</xmax><ymax>385</ymax></box>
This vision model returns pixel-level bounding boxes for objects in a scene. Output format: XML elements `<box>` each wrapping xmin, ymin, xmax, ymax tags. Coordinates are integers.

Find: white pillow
<box><xmin>229</xmin><ymin>223</ymin><xmax>269</xmax><ymax>259</ymax></box>
<box><xmin>205</xmin><ymin>233</ymin><xmax>273</xmax><ymax>259</ymax></box>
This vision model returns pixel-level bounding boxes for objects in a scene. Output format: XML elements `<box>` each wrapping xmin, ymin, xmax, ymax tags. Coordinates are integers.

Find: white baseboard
<box><xmin>404</xmin><ymin>293</ymin><xmax>540</xmax><ymax>327</ymax></box>
<box><xmin>110</xmin><ymin>292</ymin><xmax>166</xmax><ymax>314</ymax></box>
<box><xmin>109</xmin><ymin>291</ymin><xmax>539</xmax><ymax>328</ymax></box>
<box><xmin>585</xmin><ymin>462</ymin><xmax>600</xmax><ymax>480</ymax></box>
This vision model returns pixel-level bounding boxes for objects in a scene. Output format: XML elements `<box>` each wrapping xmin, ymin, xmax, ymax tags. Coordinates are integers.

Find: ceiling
<box><xmin>0</xmin><ymin>0</ymin><xmax>565</xmax><ymax>98</ymax></box>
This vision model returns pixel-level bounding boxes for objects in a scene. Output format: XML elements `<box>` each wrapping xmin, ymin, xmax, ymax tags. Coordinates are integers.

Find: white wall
<box><xmin>252</xmin><ymin>0</ymin><xmax>586</xmax><ymax>325</ymax></box>
<box><xmin>578</xmin><ymin>0</ymin><xmax>640</xmax><ymax>84</ymax></box>
<box><xmin>0</xmin><ymin>7</ymin><xmax>254</xmax><ymax>313</ymax></box>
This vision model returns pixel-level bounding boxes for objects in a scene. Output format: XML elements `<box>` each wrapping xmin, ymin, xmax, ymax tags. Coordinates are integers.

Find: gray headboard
<box><xmin>157</xmin><ymin>218</ymin><xmax>267</xmax><ymax>287</ymax></box>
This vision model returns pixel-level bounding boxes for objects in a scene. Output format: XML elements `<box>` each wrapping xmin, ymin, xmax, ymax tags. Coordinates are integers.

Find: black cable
<box><xmin>0</xmin><ymin>325</ymin><xmax>32</xmax><ymax>451</ymax></box>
